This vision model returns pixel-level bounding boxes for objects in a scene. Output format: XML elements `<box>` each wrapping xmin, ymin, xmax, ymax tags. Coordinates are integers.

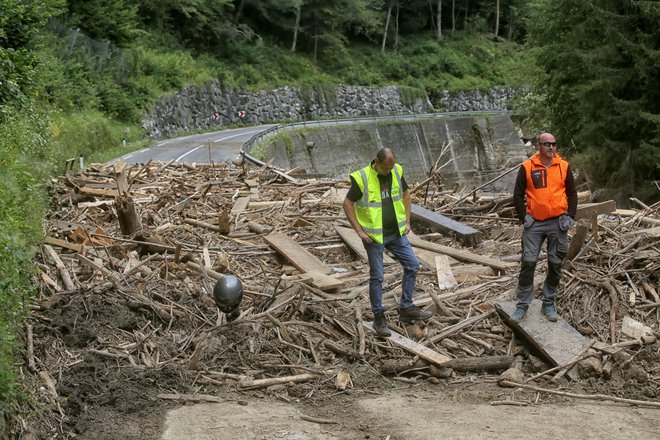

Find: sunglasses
<box><xmin>540</xmin><ymin>142</ymin><xmax>557</xmax><ymax>147</ymax></box>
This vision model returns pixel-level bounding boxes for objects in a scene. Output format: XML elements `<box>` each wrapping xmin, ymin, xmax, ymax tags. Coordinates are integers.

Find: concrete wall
<box><xmin>253</xmin><ymin>114</ymin><xmax>525</xmax><ymax>192</ymax></box>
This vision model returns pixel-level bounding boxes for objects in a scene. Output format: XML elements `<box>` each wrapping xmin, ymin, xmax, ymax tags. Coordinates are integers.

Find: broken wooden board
<box><xmin>411</xmin><ymin>204</ymin><xmax>481</xmax><ymax>246</ymax></box>
<box><xmin>264</xmin><ymin>232</ymin><xmax>332</xmax><ymax>275</ymax></box>
<box><xmin>334</xmin><ymin>226</ymin><xmax>395</xmax><ymax>264</ymax></box>
<box><xmin>299</xmin><ymin>271</ymin><xmax>345</xmax><ymax>291</ymax></box>
<box><xmin>621</xmin><ymin>316</ymin><xmax>654</xmax><ymax>339</ymax></box>
<box><xmin>231</xmin><ymin>196</ymin><xmax>250</xmax><ymax>215</ymax></box>
<box><xmin>435</xmin><ymin>255</ymin><xmax>457</xmax><ymax>290</ymax></box>
<box><xmin>496</xmin><ymin>299</ymin><xmax>590</xmax><ymax>380</ymax></box>
<box><xmin>363</xmin><ymin>322</ymin><xmax>451</xmax><ymax>366</ymax></box>
<box><xmin>566</xmin><ymin>219</ymin><xmax>590</xmax><ymax>261</ymax></box>
<box><xmin>408</xmin><ymin>233</ymin><xmax>515</xmax><ymax>273</ymax></box>
<box><xmin>575</xmin><ymin>200</ymin><xmax>615</xmax><ymax>220</ymax></box>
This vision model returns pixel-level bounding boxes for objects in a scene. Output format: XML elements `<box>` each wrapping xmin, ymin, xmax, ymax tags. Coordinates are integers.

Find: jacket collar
<box><xmin>530</xmin><ymin>152</ymin><xmax>562</xmax><ymax>167</ymax></box>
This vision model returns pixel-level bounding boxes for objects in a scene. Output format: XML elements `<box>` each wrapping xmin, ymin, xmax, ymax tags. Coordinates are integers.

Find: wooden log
<box><xmin>443</xmin><ymin>355</ymin><xmax>513</xmax><ymax>372</ymax></box>
<box><xmin>247</xmin><ymin>221</ymin><xmax>270</xmax><ymax>234</ymax></box>
<box><xmin>239</xmin><ymin>373</ymin><xmax>323</xmax><ymax>390</ymax></box>
<box><xmin>116</xmin><ymin>194</ymin><xmax>141</xmax><ymax>236</ymax></box>
<box><xmin>158</xmin><ymin>393</ymin><xmax>224</xmax><ymax>403</ymax></box>
<box><xmin>363</xmin><ymin>322</ymin><xmax>451</xmax><ymax>366</ymax></box>
<box><xmin>425</xmin><ymin>312</ymin><xmax>493</xmax><ymax>345</ymax></box>
<box><xmin>411</xmin><ymin>204</ymin><xmax>481</xmax><ymax>246</ymax></box>
<box><xmin>408</xmin><ymin>233</ymin><xmax>514</xmax><ymax>273</ymax></box>
<box><xmin>43</xmin><ymin>244</ymin><xmax>75</xmax><ymax>290</ymax></box>
<box><xmin>498</xmin><ymin>381</ymin><xmax>660</xmax><ymax>409</ymax></box>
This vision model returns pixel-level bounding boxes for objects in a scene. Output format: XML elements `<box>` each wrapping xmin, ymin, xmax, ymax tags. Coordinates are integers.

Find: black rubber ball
<box><xmin>212</xmin><ymin>275</ymin><xmax>244</xmax><ymax>313</ymax></box>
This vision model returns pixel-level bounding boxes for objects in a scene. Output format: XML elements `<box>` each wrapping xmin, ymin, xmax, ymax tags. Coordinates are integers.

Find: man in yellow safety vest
<box><xmin>343</xmin><ymin>148</ymin><xmax>432</xmax><ymax>337</ymax></box>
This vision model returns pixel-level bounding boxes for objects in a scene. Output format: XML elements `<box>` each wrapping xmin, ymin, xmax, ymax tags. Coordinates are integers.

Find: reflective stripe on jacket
<box><xmin>522</xmin><ymin>153</ymin><xmax>569</xmax><ymax>221</ymax></box>
<box><xmin>350</xmin><ymin>163</ymin><xmax>407</xmax><ymax>244</ymax></box>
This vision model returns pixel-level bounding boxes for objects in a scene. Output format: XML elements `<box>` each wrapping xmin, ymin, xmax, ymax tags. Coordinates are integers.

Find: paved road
<box><xmin>110</xmin><ymin>111</ymin><xmax>509</xmax><ymax>166</ymax></box>
<box><xmin>109</xmin><ymin>124</ymin><xmax>278</xmax><ymax>165</ymax></box>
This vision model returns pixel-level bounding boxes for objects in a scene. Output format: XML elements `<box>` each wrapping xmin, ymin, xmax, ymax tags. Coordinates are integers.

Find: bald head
<box><xmin>374</xmin><ymin>148</ymin><xmax>396</xmax><ymax>176</ymax></box>
<box><xmin>537</xmin><ymin>133</ymin><xmax>556</xmax><ymax>144</ymax></box>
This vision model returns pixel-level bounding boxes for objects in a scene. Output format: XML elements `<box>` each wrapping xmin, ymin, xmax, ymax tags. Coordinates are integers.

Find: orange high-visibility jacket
<box><xmin>521</xmin><ymin>153</ymin><xmax>570</xmax><ymax>221</ymax></box>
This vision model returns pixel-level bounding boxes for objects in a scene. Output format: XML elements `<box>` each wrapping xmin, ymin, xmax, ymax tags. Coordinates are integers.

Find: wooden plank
<box><xmin>408</xmin><ymin>233</ymin><xmax>515</xmax><ymax>273</ymax></box>
<box><xmin>496</xmin><ymin>299</ymin><xmax>590</xmax><ymax>380</ymax></box>
<box><xmin>575</xmin><ymin>200</ymin><xmax>615</xmax><ymax>220</ymax></box>
<box><xmin>231</xmin><ymin>196</ymin><xmax>250</xmax><ymax>215</ymax></box>
<box><xmin>363</xmin><ymin>322</ymin><xmax>451</xmax><ymax>366</ymax></box>
<box><xmin>566</xmin><ymin>219</ymin><xmax>590</xmax><ymax>261</ymax></box>
<box><xmin>435</xmin><ymin>255</ymin><xmax>457</xmax><ymax>290</ymax></box>
<box><xmin>299</xmin><ymin>271</ymin><xmax>345</xmax><ymax>291</ymax></box>
<box><xmin>334</xmin><ymin>226</ymin><xmax>395</xmax><ymax>264</ymax></box>
<box><xmin>44</xmin><ymin>236</ymin><xmax>83</xmax><ymax>253</ymax></box>
<box><xmin>411</xmin><ymin>204</ymin><xmax>481</xmax><ymax>246</ymax></box>
<box><xmin>264</xmin><ymin>232</ymin><xmax>332</xmax><ymax>275</ymax></box>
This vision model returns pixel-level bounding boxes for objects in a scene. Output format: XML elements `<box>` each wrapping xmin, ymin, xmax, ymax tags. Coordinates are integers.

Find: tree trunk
<box><xmin>381</xmin><ymin>0</ymin><xmax>394</xmax><ymax>53</ymax></box>
<box><xmin>313</xmin><ymin>28</ymin><xmax>319</xmax><ymax>61</ymax></box>
<box><xmin>116</xmin><ymin>195</ymin><xmax>141</xmax><ymax>237</ymax></box>
<box><xmin>394</xmin><ymin>0</ymin><xmax>400</xmax><ymax>53</ymax></box>
<box><xmin>291</xmin><ymin>3</ymin><xmax>301</xmax><ymax>52</ymax></box>
<box><xmin>464</xmin><ymin>0</ymin><xmax>468</xmax><ymax>30</ymax></box>
<box><xmin>436</xmin><ymin>0</ymin><xmax>442</xmax><ymax>40</ymax></box>
<box><xmin>234</xmin><ymin>0</ymin><xmax>245</xmax><ymax>22</ymax></box>
<box><xmin>494</xmin><ymin>0</ymin><xmax>500</xmax><ymax>37</ymax></box>
<box><xmin>451</xmin><ymin>0</ymin><xmax>455</xmax><ymax>35</ymax></box>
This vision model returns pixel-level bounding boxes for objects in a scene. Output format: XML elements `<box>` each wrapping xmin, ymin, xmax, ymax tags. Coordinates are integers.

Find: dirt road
<box><xmin>162</xmin><ymin>389</ymin><xmax>659</xmax><ymax>439</ymax></box>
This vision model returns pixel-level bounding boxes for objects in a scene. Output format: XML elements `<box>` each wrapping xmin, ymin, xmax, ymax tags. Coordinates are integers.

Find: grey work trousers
<box><xmin>515</xmin><ymin>216</ymin><xmax>569</xmax><ymax>310</ymax></box>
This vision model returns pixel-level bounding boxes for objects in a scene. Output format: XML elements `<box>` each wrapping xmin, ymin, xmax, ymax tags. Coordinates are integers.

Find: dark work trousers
<box><xmin>515</xmin><ymin>217</ymin><xmax>569</xmax><ymax>310</ymax></box>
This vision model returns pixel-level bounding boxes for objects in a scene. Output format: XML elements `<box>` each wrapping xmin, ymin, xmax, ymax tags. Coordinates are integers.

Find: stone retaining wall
<box><xmin>142</xmin><ymin>81</ymin><xmax>519</xmax><ymax>139</ymax></box>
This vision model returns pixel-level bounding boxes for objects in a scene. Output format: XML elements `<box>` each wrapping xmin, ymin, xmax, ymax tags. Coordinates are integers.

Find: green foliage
<box><xmin>398</xmin><ymin>85</ymin><xmax>427</xmax><ymax>107</ymax></box>
<box><xmin>0</xmin><ymin>0</ymin><xmax>63</xmax><ymax>109</ymax></box>
<box><xmin>527</xmin><ymin>0</ymin><xmax>660</xmax><ymax>200</ymax></box>
<box><xmin>0</xmin><ymin>108</ymin><xmax>50</xmax><ymax>419</ymax></box>
<box><xmin>66</xmin><ymin>0</ymin><xmax>142</xmax><ymax>46</ymax></box>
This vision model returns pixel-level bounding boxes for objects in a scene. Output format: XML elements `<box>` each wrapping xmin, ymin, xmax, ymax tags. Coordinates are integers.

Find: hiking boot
<box><xmin>373</xmin><ymin>312</ymin><xmax>391</xmax><ymax>337</ymax></box>
<box><xmin>398</xmin><ymin>305</ymin><xmax>433</xmax><ymax>325</ymax></box>
<box><xmin>541</xmin><ymin>304</ymin><xmax>558</xmax><ymax>322</ymax></box>
<box><xmin>510</xmin><ymin>307</ymin><xmax>526</xmax><ymax>323</ymax></box>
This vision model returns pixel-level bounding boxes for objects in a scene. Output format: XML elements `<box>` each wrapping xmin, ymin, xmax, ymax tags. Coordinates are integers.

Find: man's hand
<box><xmin>358</xmin><ymin>230</ymin><xmax>374</xmax><ymax>244</ymax></box>
<box><xmin>343</xmin><ymin>197</ymin><xmax>373</xmax><ymax>244</ymax></box>
<box><xmin>404</xmin><ymin>221</ymin><xmax>411</xmax><ymax>236</ymax></box>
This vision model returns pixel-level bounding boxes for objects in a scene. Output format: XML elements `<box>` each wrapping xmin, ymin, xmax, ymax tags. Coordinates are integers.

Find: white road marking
<box><xmin>123</xmin><ymin>154</ymin><xmax>134</xmax><ymax>159</ymax></box>
<box><xmin>175</xmin><ymin>145</ymin><xmax>204</xmax><ymax>162</ymax></box>
<box><xmin>212</xmin><ymin>129</ymin><xmax>263</xmax><ymax>143</ymax></box>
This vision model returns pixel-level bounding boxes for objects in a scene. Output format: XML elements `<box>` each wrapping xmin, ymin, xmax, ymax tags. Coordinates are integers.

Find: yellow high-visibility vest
<box><xmin>350</xmin><ymin>163</ymin><xmax>407</xmax><ymax>244</ymax></box>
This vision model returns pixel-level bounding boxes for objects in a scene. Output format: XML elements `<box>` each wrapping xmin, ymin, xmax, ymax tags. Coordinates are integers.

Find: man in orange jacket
<box><xmin>511</xmin><ymin>133</ymin><xmax>578</xmax><ymax>322</ymax></box>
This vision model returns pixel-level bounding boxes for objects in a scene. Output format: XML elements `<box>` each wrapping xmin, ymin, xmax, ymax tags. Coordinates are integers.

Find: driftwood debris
<box><xmin>26</xmin><ymin>159</ymin><xmax>659</xmax><ymax>436</ymax></box>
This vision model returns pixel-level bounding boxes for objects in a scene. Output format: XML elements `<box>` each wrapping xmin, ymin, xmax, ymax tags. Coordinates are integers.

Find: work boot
<box><xmin>373</xmin><ymin>312</ymin><xmax>391</xmax><ymax>337</ymax></box>
<box><xmin>541</xmin><ymin>304</ymin><xmax>559</xmax><ymax>322</ymax></box>
<box><xmin>398</xmin><ymin>305</ymin><xmax>433</xmax><ymax>325</ymax></box>
<box><xmin>510</xmin><ymin>307</ymin><xmax>526</xmax><ymax>323</ymax></box>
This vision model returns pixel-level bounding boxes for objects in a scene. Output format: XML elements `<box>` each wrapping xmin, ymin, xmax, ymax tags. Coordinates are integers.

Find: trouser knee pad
<box><xmin>518</xmin><ymin>261</ymin><xmax>537</xmax><ymax>288</ymax></box>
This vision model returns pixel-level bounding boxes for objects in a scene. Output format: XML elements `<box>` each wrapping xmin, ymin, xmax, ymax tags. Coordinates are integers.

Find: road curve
<box><xmin>109</xmin><ymin>124</ymin><xmax>278</xmax><ymax>165</ymax></box>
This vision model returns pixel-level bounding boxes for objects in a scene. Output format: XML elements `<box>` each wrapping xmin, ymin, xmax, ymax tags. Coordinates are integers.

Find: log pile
<box><xmin>25</xmin><ymin>160</ymin><xmax>659</xmax><ymax>434</ymax></box>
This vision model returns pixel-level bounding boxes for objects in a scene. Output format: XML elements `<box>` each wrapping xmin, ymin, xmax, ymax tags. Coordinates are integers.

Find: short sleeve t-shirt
<box><xmin>347</xmin><ymin>171</ymin><xmax>408</xmax><ymax>238</ymax></box>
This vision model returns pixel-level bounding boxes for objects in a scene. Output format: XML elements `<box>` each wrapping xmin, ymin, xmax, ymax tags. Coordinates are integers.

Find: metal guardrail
<box><xmin>239</xmin><ymin>110</ymin><xmax>510</xmax><ymax>170</ymax></box>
